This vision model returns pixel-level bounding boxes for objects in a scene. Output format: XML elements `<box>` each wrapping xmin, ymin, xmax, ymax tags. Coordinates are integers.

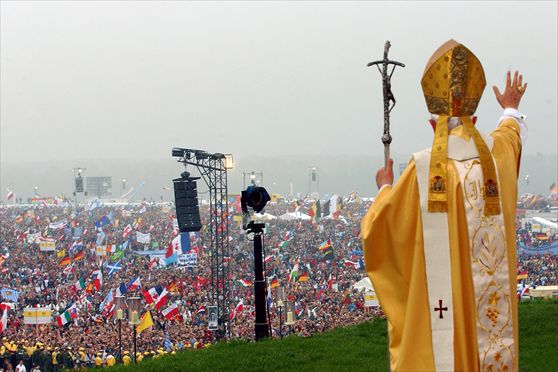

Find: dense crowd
<box><xmin>0</xmin><ymin>196</ymin><xmax>377</xmax><ymax>370</ymax></box>
<box><xmin>1</xmin><ymin>193</ymin><xmax>556</xmax><ymax>370</ymax></box>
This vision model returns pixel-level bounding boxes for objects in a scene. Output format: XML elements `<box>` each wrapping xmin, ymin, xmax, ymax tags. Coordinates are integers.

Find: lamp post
<box><xmin>115</xmin><ymin>296</ymin><xmax>127</xmax><ymax>364</ymax></box>
<box><xmin>127</xmin><ymin>297</ymin><xmax>142</xmax><ymax>363</ymax></box>
<box><xmin>276</xmin><ymin>286</ymin><xmax>286</xmax><ymax>339</ymax></box>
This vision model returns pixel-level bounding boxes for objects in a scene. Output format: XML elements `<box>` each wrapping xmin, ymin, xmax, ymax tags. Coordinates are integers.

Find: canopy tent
<box><xmin>352</xmin><ymin>277</ymin><xmax>374</xmax><ymax>292</ymax></box>
<box><xmin>279</xmin><ymin>212</ymin><xmax>311</xmax><ymax>221</ymax></box>
<box><xmin>253</xmin><ymin>212</ymin><xmax>277</xmax><ymax>222</ymax></box>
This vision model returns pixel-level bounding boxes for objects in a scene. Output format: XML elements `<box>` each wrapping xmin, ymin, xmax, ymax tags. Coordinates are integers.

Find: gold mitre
<box><xmin>422</xmin><ymin>40</ymin><xmax>500</xmax><ymax>216</ymax></box>
<box><xmin>421</xmin><ymin>39</ymin><xmax>486</xmax><ymax>117</ymax></box>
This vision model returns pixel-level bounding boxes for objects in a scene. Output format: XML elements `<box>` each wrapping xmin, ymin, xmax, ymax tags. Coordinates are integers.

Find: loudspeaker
<box><xmin>173</xmin><ymin>177</ymin><xmax>202</xmax><ymax>232</ymax></box>
<box><xmin>75</xmin><ymin>176</ymin><xmax>84</xmax><ymax>193</ymax></box>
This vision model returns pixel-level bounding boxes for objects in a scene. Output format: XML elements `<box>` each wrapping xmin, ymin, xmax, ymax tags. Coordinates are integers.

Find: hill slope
<box><xmin>113</xmin><ymin>300</ymin><xmax>557</xmax><ymax>371</ymax></box>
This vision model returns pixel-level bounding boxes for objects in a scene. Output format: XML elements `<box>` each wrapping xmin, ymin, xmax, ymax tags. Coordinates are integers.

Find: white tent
<box><xmin>253</xmin><ymin>212</ymin><xmax>277</xmax><ymax>222</ymax></box>
<box><xmin>352</xmin><ymin>277</ymin><xmax>374</xmax><ymax>292</ymax></box>
<box><xmin>279</xmin><ymin>211</ymin><xmax>311</xmax><ymax>221</ymax></box>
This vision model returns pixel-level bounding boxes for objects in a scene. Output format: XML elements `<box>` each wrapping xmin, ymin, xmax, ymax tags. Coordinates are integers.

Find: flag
<box><xmin>165</xmin><ymin>253</ymin><xmax>178</xmax><ymax>266</ymax></box>
<box><xmin>194</xmin><ymin>305</ymin><xmax>206</xmax><ymax>316</ymax></box>
<box><xmin>229</xmin><ymin>299</ymin><xmax>244</xmax><ymax>321</ymax></box>
<box><xmin>145</xmin><ymin>285</ymin><xmax>168</xmax><ymax>310</ymax></box>
<box><xmin>298</xmin><ymin>272</ymin><xmax>309</xmax><ymax>283</ymax></box>
<box><xmin>95</xmin><ymin>216</ymin><xmax>111</xmax><ymax>229</ymax></box>
<box><xmin>238</xmin><ymin>279</ymin><xmax>253</xmax><ymax>287</ymax></box>
<box><xmin>127</xmin><ymin>277</ymin><xmax>141</xmax><ymax>291</ymax></box>
<box><xmin>58</xmin><ymin>256</ymin><xmax>71</xmax><ymax>267</ymax></box>
<box><xmin>162</xmin><ymin>303</ymin><xmax>179</xmax><ymax>320</ymax></box>
<box><xmin>57</xmin><ymin>310</ymin><xmax>73</xmax><ymax>327</ymax></box>
<box><xmin>517</xmin><ymin>270</ymin><xmax>528</xmax><ymax>280</ymax></box>
<box><xmin>289</xmin><ymin>263</ymin><xmax>299</xmax><ymax>283</ymax></box>
<box><xmin>279</xmin><ymin>240</ymin><xmax>289</xmax><ymax>249</ymax></box>
<box><xmin>122</xmin><ymin>224</ymin><xmax>132</xmax><ymax>239</ymax></box>
<box><xmin>319</xmin><ymin>240</ymin><xmax>334</xmax><ymax>260</ymax></box>
<box><xmin>116</xmin><ymin>283</ymin><xmax>128</xmax><ymax>297</ymax></box>
<box><xmin>0</xmin><ymin>288</ymin><xmax>19</xmax><ymax>302</ymax></box>
<box><xmin>270</xmin><ymin>276</ymin><xmax>279</xmax><ymax>289</ymax></box>
<box><xmin>171</xmin><ymin>233</ymin><xmax>191</xmax><ymax>254</ymax></box>
<box><xmin>264</xmin><ymin>255</ymin><xmax>273</xmax><ymax>264</ymax></box>
<box><xmin>164</xmin><ymin>330</ymin><xmax>173</xmax><ymax>351</ymax></box>
<box><xmin>70</xmin><ymin>240</ymin><xmax>83</xmax><ymax>254</ymax></box>
<box><xmin>106</xmin><ymin>261</ymin><xmax>122</xmax><ymax>277</ymax></box>
<box><xmin>73</xmin><ymin>278</ymin><xmax>85</xmax><ymax>292</ymax></box>
<box><xmin>99</xmin><ymin>290</ymin><xmax>114</xmax><ymax>315</ymax></box>
<box><xmin>73</xmin><ymin>251</ymin><xmax>84</xmax><ymax>262</ymax></box>
<box><xmin>137</xmin><ymin>311</ymin><xmax>154</xmax><ymax>333</ymax></box>
<box><xmin>56</xmin><ymin>249</ymin><xmax>66</xmax><ymax>259</ymax></box>
<box><xmin>344</xmin><ymin>259</ymin><xmax>360</xmax><ymax>269</ymax></box>
<box><xmin>111</xmin><ymin>247</ymin><xmax>125</xmax><ymax>262</ymax></box>
<box><xmin>91</xmin><ymin>270</ymin><xmax>103</xmax><ymax>291</ymax></box>
<box><xmin>6</xmin><ymin>190</ymin><xmax>15</xmax><ymax>201</ymax></box>
<box><xmin>0</xmin><ymin>308</ymin><xmax>7</xmax><ymax>333</ymax></box>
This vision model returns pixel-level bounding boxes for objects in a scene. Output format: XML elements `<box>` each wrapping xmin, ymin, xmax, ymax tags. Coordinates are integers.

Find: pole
<box><xmin>279</xmin><ymin>306</ymin><xmax>283</xmax><ymax>340</ymax></box>
<box><xmin>252</xmin><ymin>224</ymin><xmax>269</xmax><ymax>341</ymax></box>
<box><xmin>133</xmin><ymin>324</ymin><xmax>137</xmax><ymax>363</ymax></box>
<box><xmin>118</xmin><ymin>319</ymin><xmax>122</xmax><ymax>364</ymax></box>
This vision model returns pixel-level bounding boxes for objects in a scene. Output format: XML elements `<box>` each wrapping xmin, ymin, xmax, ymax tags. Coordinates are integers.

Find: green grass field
<box><xmin>112</xmin><ymin>300</ymin><xmax>557</xmax><ymax>371</ymax></box>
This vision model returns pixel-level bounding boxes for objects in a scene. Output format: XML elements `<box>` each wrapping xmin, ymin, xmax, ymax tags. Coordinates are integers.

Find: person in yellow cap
<box><xmin>122</xmin><ymin>351</ymin><xmax>132</xmax><ymax>365</ymax></box>
<box><xmin>105</xmin><ymin>353</ymin><xmax>116</xmax><ymax>367</ymax></box>
<box><xmin>361</xmin><ymin>39</ymin><xmax>528</xmax><ymax>371</ymax></box>
<box><xmin>136</xmin><ymin>352</ymin><xmax>144</xmax><ymax>363</ymax></box>
<box><xmin>94</xmin><ymin>353</ymin><xmax>103</xmax><ymax>368</ymax></box>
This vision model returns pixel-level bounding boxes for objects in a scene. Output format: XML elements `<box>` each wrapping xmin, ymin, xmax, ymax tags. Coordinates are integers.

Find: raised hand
<box><xmin>376</xmin><ymin>158</ymin><xmax>394</xmax><ymax>190</ymax></box>
<box><xmin>492</xmin><ymin>70</ymin><xmax>527</xmax><ymax>110</ymax></box>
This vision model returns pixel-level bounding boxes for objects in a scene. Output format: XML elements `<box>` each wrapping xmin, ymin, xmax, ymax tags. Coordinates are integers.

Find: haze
<box><xmin>1</xmin><ymin>1</ymin><xmax>557</xmax><ymax>199</ymax></box>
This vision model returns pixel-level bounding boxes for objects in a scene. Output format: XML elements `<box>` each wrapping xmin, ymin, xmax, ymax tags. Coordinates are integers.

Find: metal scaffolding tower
<box><xmin>172</xmin><ymin>148</ymin><xmax>232</xmax><ymax>338</ymax></box>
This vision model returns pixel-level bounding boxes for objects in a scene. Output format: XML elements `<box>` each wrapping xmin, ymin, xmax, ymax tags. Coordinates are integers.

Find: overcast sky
<box><xmin>1</xmin><ymin>1</ymin><xmax>557</xmax><ymax>165</ymax></box>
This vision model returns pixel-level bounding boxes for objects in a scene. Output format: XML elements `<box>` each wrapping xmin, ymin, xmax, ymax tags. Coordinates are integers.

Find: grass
<box><xmin>112</xmin><ymin>300</ymin><xmax>557</xmax><ymax>371</ymax></box>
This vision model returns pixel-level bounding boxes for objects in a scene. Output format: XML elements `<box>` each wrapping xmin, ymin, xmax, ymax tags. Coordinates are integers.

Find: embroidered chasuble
<box><xmin>361</xmin><ymin>119</ymin><xmax>522</xmax><ymax>371</ymax></box>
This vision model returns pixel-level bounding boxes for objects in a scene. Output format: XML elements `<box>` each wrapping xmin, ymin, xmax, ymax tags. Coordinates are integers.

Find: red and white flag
<box><xmin>264</xmin><ymin>255</ymin><xmax>273</xmax><ymax>264</ymax></box>
<box><xmin>162</xmin><ymin>303</ymin><xmax>179</xmax><ymax>320</ymax></box>
<box><xmin>229</xmin><ymin>299</ymin><xmax>244</xmax><ymax>321</ymax></box>
<box><xmin>0</xmin><ymin>308</ymin><xmax>8</xmax><ymax>333</ymax></box>
<box><xmin>122</xmin><ymin>224</ymin><xmax>132</xmax><ymax>239</ymax></box>
<box><xmin>6</xmin><ymin>190</ymin><xmax>14</xmax><ymax>201</ymax></box>
<box><xmin>194</xmin><ymin>305</ymin><xmax>206</xmax><ymax>316</ymax></box>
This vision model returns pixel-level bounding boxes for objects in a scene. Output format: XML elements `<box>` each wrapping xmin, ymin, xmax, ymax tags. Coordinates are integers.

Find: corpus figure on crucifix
<box><xmin>361</xmin><ymin>40</ymin><xmax>528</xmax><ymax>371</ymax></box>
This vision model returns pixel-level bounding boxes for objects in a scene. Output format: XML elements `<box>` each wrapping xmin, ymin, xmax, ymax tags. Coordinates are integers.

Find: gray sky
<box><xmin>1</xmin><ymin>1</ymin><xmax>557</xmax><ymax>197</ymax></box>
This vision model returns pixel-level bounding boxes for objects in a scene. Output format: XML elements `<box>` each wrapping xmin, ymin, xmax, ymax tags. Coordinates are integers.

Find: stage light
<box><xmin>224</xmin><ymin>154</ymin><xmax>234</xmax><ymax>170</ymax></box>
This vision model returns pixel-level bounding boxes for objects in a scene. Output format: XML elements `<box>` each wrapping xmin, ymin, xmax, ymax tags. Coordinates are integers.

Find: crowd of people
<box><xmin>1</xmin><ymin>192</ymin><xmax>556</xmax><ymax>370</ymax></box>
<box><xmin>1</xmin><ymin>195</ymin><xmax>377</xmax><ymax>370</ymax></box>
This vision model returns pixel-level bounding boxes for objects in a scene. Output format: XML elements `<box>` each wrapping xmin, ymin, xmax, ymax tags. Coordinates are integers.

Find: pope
<box><xmin>361</xmin><ymin>39</ymin><xmax>527</xmax><ymax>371</ymax></box>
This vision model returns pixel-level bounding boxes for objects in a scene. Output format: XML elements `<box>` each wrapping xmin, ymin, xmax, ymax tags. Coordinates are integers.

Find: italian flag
<box><xmin>73</xmin><ymin>278</ymin><xmax>85</xmax><ymax>292</ymax></box>
<box><xmin>57</xmin><ymin>310</ymin><xmax>72</xmax><ymax>326</ymax></box>
<box><xmin>238</xmin><ymin>279</ymin><xmax>253</xmax><ymax>287</ymax></box>
<box><xmin>289</xmin><ymin>262</ymin><xmax>299</xmax><ymax>283</ymax></box>
<box><xmin>279</xmin><ymin>240</ymin><xmax>289</xmax><ymax>249</ymax></box>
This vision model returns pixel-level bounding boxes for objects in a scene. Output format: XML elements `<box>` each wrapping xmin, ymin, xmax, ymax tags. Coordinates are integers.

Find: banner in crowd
<box><xmin>49</xmin><ymin>219</ymin><xmax>68</xmax><ymax>230</ymax></box>
<box><xmin>518</xmin><ymin>241</ymin><xmax>558</xmax><ymax>256</ymax></box>
<box><xmin>364</xmin><ymin>291</ymin><xmax>379</xmax><ymax>307</ymax></box>
<box><xmin>23</xmin><ymin>307</ymin><xmax>52</xmax><ymax>325</ymax></box>
<box><xmin>39</xmin><ymin>241</ymin><xmax>56</xmax><ymax>252</ymax></box>
<box><xmin>177</xmin><ymin>252</ymin><xmax>198</xmax><ymax>267</ymax></box>
<box><xmin>137</xmin><ymin>232</ymin><xmax>151</xmax><ymax>244</ymax></box>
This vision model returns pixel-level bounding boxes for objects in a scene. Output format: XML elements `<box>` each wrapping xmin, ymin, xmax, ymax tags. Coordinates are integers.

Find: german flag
<box><xmin>298</xmin><ymin>272</ymin><xmax>309</xmax><ymax>283</ymax></box>
<box><xmin>73</xmin><ymin>251</ymin><xmax>84</xmax><ymax>261</ymax></box>
<box><xmin>270</xmin><ymin>276</ymin><xmax>279</xmax><ymax>289</ymax></box>
<box><xmin>58</xmin><ymin>256</ymin><xmax>71</xmax><ymax>267</ymax></box>
<box><xmin>517</xmin><ymin>270</ymin><xmax>528</xmax><ymax>280</ymax></box>
<box><xmin>535</xmin><ymin>233</ymin><xmax>549</xmax><ymax>241</ymax></box>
